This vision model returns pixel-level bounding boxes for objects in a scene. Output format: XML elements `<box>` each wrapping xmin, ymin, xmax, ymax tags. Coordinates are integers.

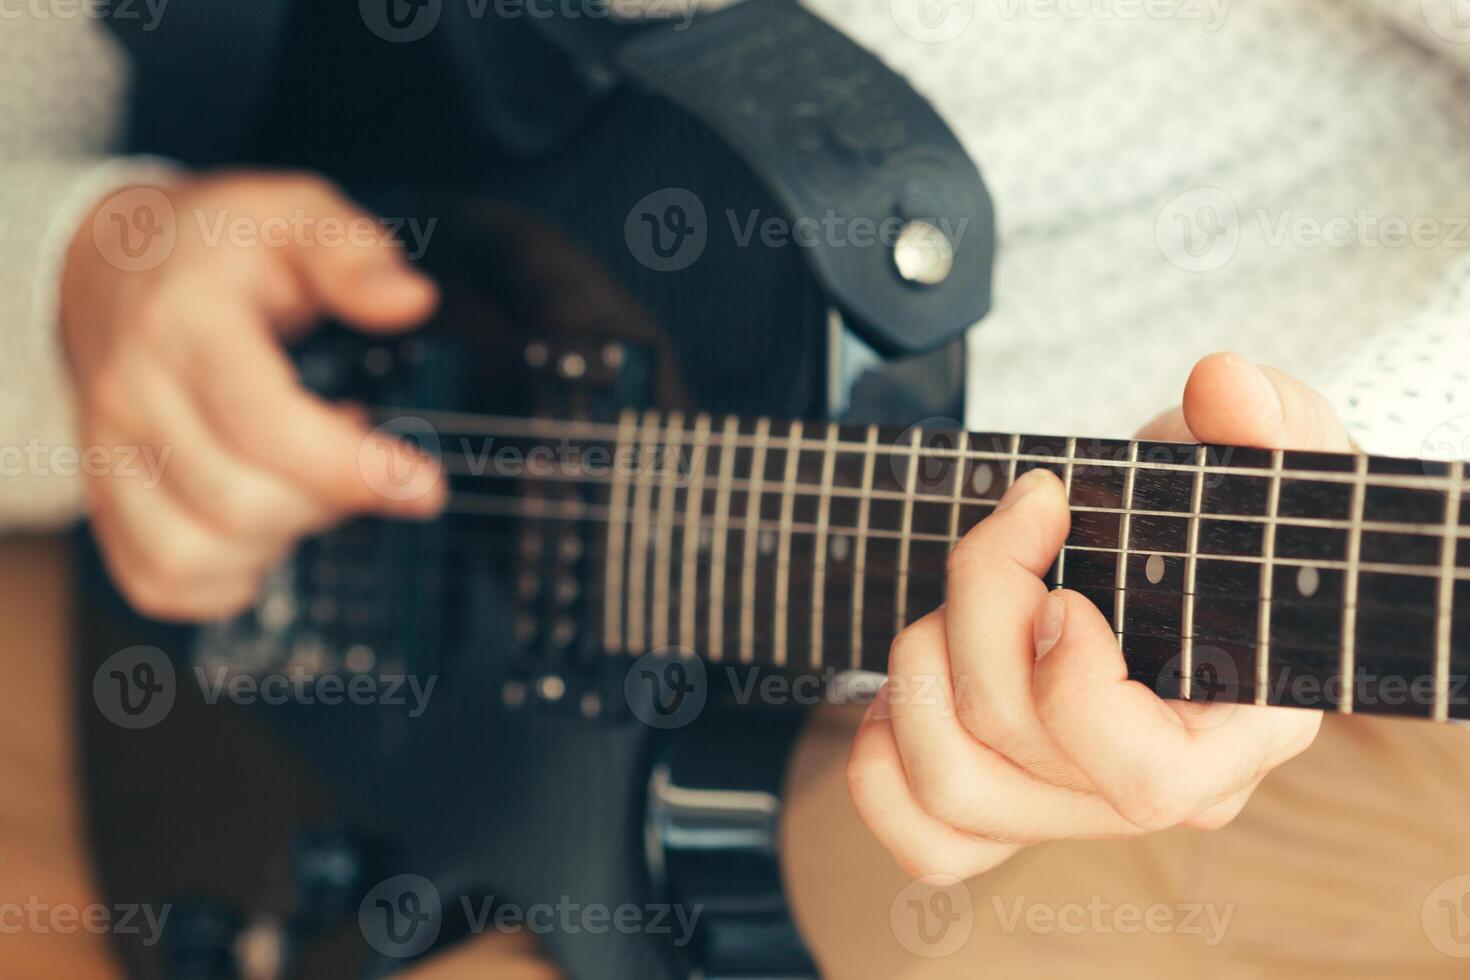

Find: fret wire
<box><xmin>1180</xmin><ymin>444</ymin><xmax>1207</xmax><ymax>701</ymax></box>
<box><xmin>625</xmin><ymin>411</ymin><xmax>661</xmax><ymax>655</ymax></box>
<box><xmin>400</xmin><ymin>407</ymin><xmax>1467</xmax><ymax>493</ymax></box>
<box><xmin>851</xmin><ymin>425</ymin><xmax>880</xmax><ymax>672</ymax></box>
<box><xmin>449</xmin><ymin>459</ymin><xmax>1470</xmax><ymax>540</ymax></box>
<box><xmin>1055</xmin><ymin>437</ymin><xmax>1077</xmax><ymax>589</ymax></box>
<box><xmin>1006</xmin><ymin>433</ymin><xmax>1021</xmax><ymax>489</ymax></box>
<box><xmin>1339</xmin><ymin>454</ymin><xmax>1369</xmax><ymax>714</ymax></box>
<box><xmin>1114</xmin><ymin>441</ymin><xmax>1140</xmax><ymax>641</ymax></box>
<box><xmin>740</xmin><ymin>418</ymin><xmax>771</xmax><ymax>665</ymax></box>
<box><xmin>446</xmin><ymin>491</ymin><xmax>1470</xmax><ymax>580</ymax></box>
<box><xmin>946</xmin><ymin>432</ymin><xmax>967</xmax><ymax>546</ymax></box>
<box><xmin>773</xmin><ymin>420</ymin><xmax>803</xmax><ymax>669</ymax></box>
<box><xmin>896</xmin><ymin>428</ymin><xmax>923</xmax><ymax>633</ymax></box>
<box><xmin>1434</xmin><ymin>461</ymin><xmax>1464</xmax><ymax>722</ymax></box>
<box><xmin>707</xmin><ymin>415</ymin><xmax>740</xmax><ymax>662</ymax></box>
<box><xmin>811</xmin><ymin>423</ymin><xmax>839</xmax><ymax>670</ymax></box>
<box><xmin>677</xmin><ymin>414</ymin><xmax>711</xmax><ymax>653</ymax></box>
<box><xmin>650</xmin><ymin>412</ymin><xmax>683</xmax><ymax>652</ymax></box>
<box><xmin>1256</xmin><ymin>449</ymin><xmax>1284</xmax><ymax>706</ymax></box>
<box><xmin>601</xmin><ymin>410</ymin><xmax>638</xmax><ymax>653</ymax></box>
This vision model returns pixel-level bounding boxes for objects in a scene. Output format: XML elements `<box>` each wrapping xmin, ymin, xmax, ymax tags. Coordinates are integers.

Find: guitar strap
<box><xmin>103</xmin><ymin>0</ymin><xmax>992</xmax><ymax>357</ymax></box>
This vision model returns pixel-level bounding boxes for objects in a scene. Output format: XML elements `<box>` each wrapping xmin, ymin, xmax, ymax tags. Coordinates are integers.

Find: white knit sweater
<box><xmin>4</xmin><ymin>2</ymin><xmax>1470</xmax><ymax>527</ymax></box>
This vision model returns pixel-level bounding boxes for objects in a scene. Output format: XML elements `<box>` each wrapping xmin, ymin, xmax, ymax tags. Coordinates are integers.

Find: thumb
<box><xmin>1180</xmin><ymin>351</ymin><xmax>1353</xmax><ymax>452</ymax></box>
<box><xmin>282</xmin><ymin>187</ymin><xmax>438</xmax><ymax>333</ymax></box>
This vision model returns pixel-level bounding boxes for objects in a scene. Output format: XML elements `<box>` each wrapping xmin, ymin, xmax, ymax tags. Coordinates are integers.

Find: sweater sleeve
<box><xmin>1355</xmin><ymin>0</ymin><xmax>1470</xmax><ymax>73</ymax></box>
<box><xmin>1319</xmin><ymin>251</ymin><xmax>1470</xmax><ymax>461</ymax></box>
<box><xmin>0</xmin><ymin>158</ymin><xmax>175</xmax><ymax>530</ymax></box>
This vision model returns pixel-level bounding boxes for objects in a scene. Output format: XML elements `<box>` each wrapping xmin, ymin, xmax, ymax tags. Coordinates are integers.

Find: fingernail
<box><xmin>995</xmin><ymin>468</ymin><xmax>1043</xmax><ymax>513</ymax></box>
<box><xmin>1034</xmin><ymin>592</ymin><xmax>1066</xmax><ymax>660</ymax></box>
<box><xmin>870</xmin><ymin>682</ymin><xmax>892</xmax><ymax>721</ymax></box>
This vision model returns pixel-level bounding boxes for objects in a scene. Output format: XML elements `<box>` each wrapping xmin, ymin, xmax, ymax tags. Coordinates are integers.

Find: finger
<box><xmin>119</xmin><ymin>368</ymin><xmax>336</xmax><ymax>544</ymax></box>
<box><xmin>87</xmin><ymin>426</ymin><xmax>278</xmax><ymax>621</ymax></box>
<box><xmin>1134</xmin><ymin>407</ymin><xmax>1193</xmax><ymax>442</ymax></box>
<box><xmin>276</xmin><ymin>180</ymin><xmax>438</xmax><ymax>332</ymax></box>
<box><xmin>1033</xmin><ymin>589</ymin><xmax>1320</xmax><ymax>830</ymax></box>
<box><xmin>886</xmin><ymin>612</ymin><xmax>1145</xmax><ymax>842</ymax></box>
<box><xmin>173</xmin><ymin>307</ymin><xmax>445</xmax><ymax>518</ymax></box>
<box><xmin>1181</xmin><ymin>352</ymin><xmax>1353</xmax><ymax>451</ymax></box>
<box><xmin>846</xmin><ymin>701</ymin><xmax>1018</xmax><ymax>880</ymax></box>
<box><xmin>945</xmin><ymin>468</ymin><xmax>1088</xmax><ymax>787</ymax></box>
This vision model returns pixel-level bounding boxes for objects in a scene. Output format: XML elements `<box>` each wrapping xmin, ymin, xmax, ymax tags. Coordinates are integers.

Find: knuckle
<box><xmin>844</xmin><ymin>738</ymin><xmax>887</xmax><ymax>814</ymax></box>
<box><xmin>139</xmin><ymin>538</ymin><xmax>210</xmax><ymax>593</ymax></box>
<box><xmin>886</xmin><ymin>624</ymin><xmax>933</xmax><ymax>677</ymax></box>
<box><xmin>131</xmin><ymin>289</ymin><xmax>181</xmax><ymax>342</ymax></box>
<box><xmin>908</xmin><ymin>769</ymin><xmax>970</xmax><ymax>829</ymax></box>
<box><xmin>1185</xmin><ymin>806</ymin><xmax>1241</xmax><ymax>832</ymax></box>
<box><xmin>945</xmin><ymin>533</ymin><xmax>986</xmax><ymax>576</ymax></box>
<box><xmin>208</xmin><ymin>479</ymin><xmax>279</xmax><ymax>538</ymax></box>
<box><xmin>87</xmin><ymin>367</ymin><xmax>137</xmax><ymax>426</ymax></box>
<box><xmin>1113</xmin><ymin>772</ymin><xmax>1194</xmax><ymax>832</ymax></box>
<box><xmin>120</xmin><ymin>573</ymin><xmax>190</xmax><ymax>622</ymax></box>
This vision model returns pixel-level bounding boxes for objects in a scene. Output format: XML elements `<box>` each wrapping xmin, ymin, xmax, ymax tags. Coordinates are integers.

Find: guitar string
<box><xmin>425</xmin><ymin>457</ymin><xmax>1470</xmax><ymax>544</ymax></box>
<box><xmin>436</xmin><ymin>490</ymin><xmax>1470</xmax><ymax>584</ymax></box>
<box><xmin>376</xmin><ymin>406</ymin><xmax>1467</xmax><ymax>493</ymax></box>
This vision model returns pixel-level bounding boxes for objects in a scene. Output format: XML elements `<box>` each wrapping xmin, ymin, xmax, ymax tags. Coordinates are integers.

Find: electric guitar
<box><xmin>77</xmin><ymin>3</ymin><xmax>1470</xmax><ymax>979</ymax></box>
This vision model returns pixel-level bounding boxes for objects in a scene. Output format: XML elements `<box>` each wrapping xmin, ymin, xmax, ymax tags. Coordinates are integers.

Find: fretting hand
<box><xmin>846</xmin><ymin>353</ymin><xmax>1346</xmax><ymax>880</ymax></box>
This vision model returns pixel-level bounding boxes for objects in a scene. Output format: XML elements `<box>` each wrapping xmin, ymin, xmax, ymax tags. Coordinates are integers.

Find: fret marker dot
<box><xmin>971</xmin><ymin>464</ymin><xmax>995</xmax><ymax>496</ymax></box>
<box><xmin>1145</xmin><ymin>554</ymin><xmax>1165</xmax><ymax>585</ymax></box>
<box><xmin>830</xmin><ymin>534</ymin><xmax>851</xmax><ymax>562</ymax></box>
<box><xmin>1297</xmin><ymin>565</ymin><xmax>1320</xmax><ymax>598</ymax></box>
<box><xmin>759</xmin><ymin>530</ymin><xmax>777</xmax><ymax>557</ymax></box>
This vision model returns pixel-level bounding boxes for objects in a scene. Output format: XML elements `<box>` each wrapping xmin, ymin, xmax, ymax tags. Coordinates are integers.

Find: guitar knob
<box><xmin>291</xmin><ymin>826</ymin><xmax>366</xmax><ymax>931</ymax></box>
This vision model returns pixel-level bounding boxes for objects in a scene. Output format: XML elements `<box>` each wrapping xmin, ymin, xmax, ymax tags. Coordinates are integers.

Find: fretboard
<box><xmin>429</xmin><ymin>408</ymin><xmax>1470</xmax><ymax>722</ymax></box>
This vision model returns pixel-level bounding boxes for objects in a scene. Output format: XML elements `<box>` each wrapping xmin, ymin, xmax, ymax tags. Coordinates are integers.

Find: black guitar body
<box><xmin>79</xmin><ymin>5</ymin><xmax>993</xmax><ymax>977</ymax></box>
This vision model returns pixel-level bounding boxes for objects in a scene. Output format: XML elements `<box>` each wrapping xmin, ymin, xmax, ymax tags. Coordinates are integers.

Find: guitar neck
<box><xmin>429</xmin><ymin>408</ymin><xmax>1470</xmax><ymax>722</ymax></box>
